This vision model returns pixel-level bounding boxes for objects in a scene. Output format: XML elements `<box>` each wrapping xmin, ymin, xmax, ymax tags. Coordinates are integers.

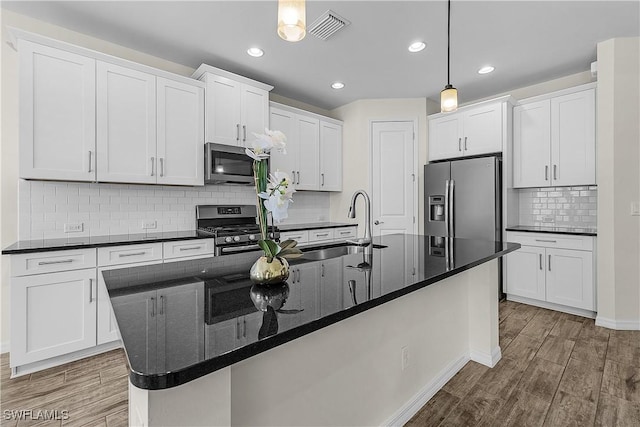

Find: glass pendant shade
<box><xmin>277</xmin><ymin>0</ymin><xmax>306</xmax><ymax>42</ymax></box>
<box><xmin>441</xmin><ymin>85</ymin><xmax>458</xmax><ymax>113</ymax></box>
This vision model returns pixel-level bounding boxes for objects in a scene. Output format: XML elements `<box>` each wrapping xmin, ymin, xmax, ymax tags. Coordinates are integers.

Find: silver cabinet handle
<box><xmin>236</xmin><ymin>124</ymin><xmax>240</xmax><ymax>141</ymax></box>
<box><xmin>545</xmin><ymin>165</ymin><xmax>549</xmax><ymax>181</ymax></box>
<box><xmin>321</xmin><ymin>173</ymin><xmax>325</xmax><ymax>186</ymax></box>
<box><xmin>296</xmin><ymin>171</ymin><xmax>300</xmax><ymax>185</ymax></box>
<box><xmin>118</xmin><ymin>251</ymin><xmax>146</xmax><ymax>257</ymax></box>
<box><xmin>151</xmin><ymin>157</ymin><xmax>155</xmax><ymax>176</ymax></box>
<box><xmin>321</xmin><ymin>264</ymin><xmax>325</xmax><ymax>278</ymax></box>
<box><xmin>150</xmin><ymin>297</ymin><xmax>156</xmax><ymax>317</ymax></box>
<box><xmin>539</xmin><ymin>254</ymin><xmax>543</xmax><ymax>270</ymax></box>
<box><xmin>89</xmin><ymin>278</ymin><xmax>93</xmax><ymax>302</ymax></box>
<box><xmin>458</xmin><ymin>138</ymin><xmax>462</xmax><ymax>152</ymax></box>
<box><xmin>548</xmin><ymin>255</ymin><xmax>551</xmax><ymax>271</ymax></box>
<box><xmin>88</xmin><ymin>151</ymin><xmax>93</xmax><ymax>173</ymax></box>
<box><xmin>316</xmin><ymin>233</ymin><xmax>329</xmax><ymax>237</ymax></box>
<box><xmin>159</xmin><ymin>295</ymin><xmax>165</xmax><ymax>315</ymax></box>
<box><xmin>179</xmin><ymin>246</ymin><xmax>202</xmax><ymax>251</ymax></box>
<box><xmin>449</xmin><ymin>180</ymin><xmax>455</xmax><ymax>236</ymax></box>
<box><xmin>243</xmin><ymin>125</ymin><xmax>247</xmax><ymax>142</ymax></box>
<box><xmin>243</xmin><ymin>318</ymin><xmax>246</xmax><ymax>338</ymax></box>
<box><xmin>160</xmin><ymin>158</ymin><xmax>164</xmax><ymax>177</ymax></box>
<box><xmin>38</xmin><ymin>259</ymin><xmax>74</xmax><ymax>265</ymax></box>
<box><xmin>236</xmin><ymin>319</ymin><xmax>241</xmax><ymax>340</ymax></box>
<box><xmin>339</xmin><ymin>230</ymin><xmax>351</xmax><ymax>235</ymax></box>
<box><xmin>464</xmin><ymin>136</ymin><xmax>468</xmax><ymax>151</ymax></box>
<box><xmin>374</xmin><ymin>220</ymin><xmax>384</xmax><ymax>225</ymax></box>
<box><xmin>444</xmin><ymin>179</ymin><xmax>450</xmax><ymax>237</ymax></box>
<box><xmin>553</xmin><ymin>165</ymin><xmax>557</xmax><ymax>180</ymax></box>
<box><xmin>292</xmin><ymin>171</ymin><xmax>296</xmax><ymax>184</ymax></box>
<box><xmin>535</xmin><ymin>239</ymin><xmax>557</xmax><ymax>243</ymax></box>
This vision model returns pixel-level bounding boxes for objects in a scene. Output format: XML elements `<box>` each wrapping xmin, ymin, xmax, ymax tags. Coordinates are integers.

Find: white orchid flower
<box><xmin>263</xmin><ymin>195</ymin><xmax>290</xmax><ymax>223</ymax></box>
<box><xmin>265</xmin><ymin>129</ymin><xmax>287</xmax><ymax>154</ymax></box>
<box><xmin>245</xmin><ymin>147</ymin><xmax>269</xmax><ymax>161</ymax></box>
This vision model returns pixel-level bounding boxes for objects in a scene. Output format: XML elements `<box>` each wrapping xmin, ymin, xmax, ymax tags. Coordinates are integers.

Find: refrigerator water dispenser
<box><xmin>429</xmin><ymin>196</ymin><xmax>445</xmax><ymax>222</ymax></box>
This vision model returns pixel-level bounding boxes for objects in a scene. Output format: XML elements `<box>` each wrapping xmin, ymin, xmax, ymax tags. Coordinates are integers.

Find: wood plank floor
<box><xmin>1</xmin><ymin>301</ymin><xmax>639</xmax><ymax>426</ymax></box>
<box><xmin>408</xmin><ymin>300</ymin><xmax>640</xmax><ymax>427</ymax></box>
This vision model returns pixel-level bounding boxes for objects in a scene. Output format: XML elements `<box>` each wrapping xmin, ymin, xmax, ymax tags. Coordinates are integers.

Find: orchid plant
<box><xmin>246</xmin><ymin>129</ymin><xmax>302</xmax><ymax>262</ymax></box>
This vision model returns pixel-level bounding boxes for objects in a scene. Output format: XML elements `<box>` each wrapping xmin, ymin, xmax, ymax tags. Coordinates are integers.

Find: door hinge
<box><xmin>413</xmin><ymin>216</ymin><xmax>416</xmax><ymax>224</ymax></box>
<box><xmin>411</xmin><ymin>173</ymin><xmax>415</xmax><ymax>182</ymax></box>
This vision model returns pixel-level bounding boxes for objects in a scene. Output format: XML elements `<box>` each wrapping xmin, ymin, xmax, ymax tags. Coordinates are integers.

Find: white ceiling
<box><xmin>3</xmin><ymin>1</ymin><xmax>639</xmax><ymax>110</ymax></box>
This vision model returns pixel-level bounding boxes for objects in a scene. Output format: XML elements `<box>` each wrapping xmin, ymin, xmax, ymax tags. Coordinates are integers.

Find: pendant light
<box><xmin>278</xmin><ymin>0</ymin><xmax>306</xmax><ymax>42</ymax></box>
<box><xmin>441</xmin><ymin>0</ymin><xmax>458</xmax><ymax>113</ymax></box>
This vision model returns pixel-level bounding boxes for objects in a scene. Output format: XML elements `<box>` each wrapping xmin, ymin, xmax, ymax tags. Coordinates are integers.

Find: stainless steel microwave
<box><xmin>204</xmin><ymin>143</ymin><xmax>257</xmax><ymax>185</ymax></box>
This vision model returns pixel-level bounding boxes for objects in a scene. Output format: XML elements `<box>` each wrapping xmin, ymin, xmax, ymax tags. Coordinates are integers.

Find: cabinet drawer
<box><xmin>280</xmin><ymin>230</ymin><xmax>309</xmax><ymax>244</ymax></box>
<box><xmin>11</xmin><ymin>248</ymin><xmax>97</xmax><ymax>277</ymax></box>
<box><xmin>309</xmin><ymin>229</ymin><xmax>335</xmax><ymax>242</ymax></box>
<box><xmin>98</xmin><ymin>243</ymin><xmax>163</xmax><ymax>267</ymax></box>
<box><xmin>506</xmin><ymin>232</ymin><xmax>593</xmax><ymax>251</ymax></box>
<box><xmin>333</xmin><ymin>226</ymin><xmax>357</xmax><ymax>240</ymax></box>
<box><xmin>163</xmin><ymin>239</ymin><xmax>215</xmax><ymax>260</ymax></box>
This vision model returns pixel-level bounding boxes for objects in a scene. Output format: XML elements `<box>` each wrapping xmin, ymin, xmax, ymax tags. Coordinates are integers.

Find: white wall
<box><xmin>596</xmin><ymin>37</ymin><xmax>640</xmax><ymax>329</ymax></box>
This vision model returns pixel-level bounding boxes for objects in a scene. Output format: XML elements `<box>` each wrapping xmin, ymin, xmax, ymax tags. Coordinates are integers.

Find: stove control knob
<box><xmin>249</xmin><ymin>234</ymin><xmax>256</xmax><ymax>241</ymax></box>
<box><xmin>268</xmin><ymin>232</ymin><xmax>274</xmax><ymax>238</ymax></box>
<box><xmin>233</xmin><ymin>236</ymin><xmax>241</xmax><ymax>242</ymax></box>
<box><xmin>224</xmin><ymin>237</ymin><xmax>233</xmax><ymax>243</ymax></box>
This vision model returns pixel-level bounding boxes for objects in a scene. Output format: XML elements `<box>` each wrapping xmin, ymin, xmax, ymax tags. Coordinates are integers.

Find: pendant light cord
<box><xmin>447</xmin><ymin>0</ymin><xmax>451</xmax><ymax>86</ymax></box>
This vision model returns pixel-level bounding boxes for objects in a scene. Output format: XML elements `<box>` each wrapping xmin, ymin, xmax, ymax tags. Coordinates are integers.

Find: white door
<box><xmin>19</xmin><ymin>40</ymin><xmax>96</xmax><ymax>181</ymax></box>
<box><xmin>513</xmin><ymin>100</ymin><xmax>552</xmax><ymax>188</ymax></box>
<box><xmin>372</xmin><ymin>121</ymin><xmax>417</xmax><ymax>236</ymax></box>
<box><xmin>551</xmin><ymin>89</ymin><xmax>596</xmax><ymax>186</ymax></box>
<box><xmin>205</xmin><ymin>75</ymin><xmax>241</xmax><ymax>146</ymax></box>
<box><xmin>319</xmin><ymin>121</ymin><xmax>343</xmax><ymax>191</ymax></box>
<box><xmin>296</xmin><ymin>115</ymin><xmax>320</xmax><ymax>190</ymax></box>
<box><xmin>11</xmin><ymin>269</ymin><xmax>97</xmax><ymax>367</ymax></box>
<box><xmin>240</xmin><ymin>85</ymin><xmax>269</xmax><ymax>148</ymax></box>
<box><xmin>505</xmin><ymin>246</ymin><xmax>546</xmax><ymax>300</ymax></box>
<box><xmin>428</xmin><ymin>115</ymin><xmax>462</xmax><ymax>161</ymax></box>
<box><xmin>156</xmin><ymin>78</ymin><xmax>204</xmax><ymax>186</ymax></box>
<box><xmin>269</xmin><ymin>108</ymin><xmax>298</xmax><ymax>184</ymax></box>
<box><xmin>96</xmin><ymin>62</ymin><xmax>156</xmax><ymax>183</ymax></box>
<box><xmin>462</xmin><ymin>102</ymin><xmax>503</xmax><ymax>156</ymax></box>
<box><xmin>546</xmin><ymin>248</ymin><xmax>594</xmax><ymax>310</ymax></box>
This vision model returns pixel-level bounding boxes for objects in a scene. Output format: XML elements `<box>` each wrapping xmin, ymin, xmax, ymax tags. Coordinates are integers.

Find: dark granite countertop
<box><xmin>505</xmin><ymin>225</ymin><xmax>597</xmax><ymax>236</ymax></box>
<box><xmin>277</xmin><ymin>222</ymin><xmax>354</xmax><ymax>231</ymax></box>
<box><xmin>102</xmin><ymin>233</ymin><xmax>520</xmax><ymax>390</ymax></box>
<box><xmin>2</xmin><ymin>230</ymin><xmax>210</xmax><ymax>255</ymax></box>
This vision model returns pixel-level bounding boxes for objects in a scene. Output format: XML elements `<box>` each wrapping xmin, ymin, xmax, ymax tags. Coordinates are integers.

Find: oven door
<box><xmin>205</xmin><ymin>143</ymin><xmax>255</xmax><ymax>185</ymax></box>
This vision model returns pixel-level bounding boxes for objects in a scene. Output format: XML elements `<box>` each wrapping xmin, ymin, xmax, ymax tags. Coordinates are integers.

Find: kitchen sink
<box><xmin>300</xmin><ymin>244</ymin><xmax>387</xmax><ymax>261</ymax></box>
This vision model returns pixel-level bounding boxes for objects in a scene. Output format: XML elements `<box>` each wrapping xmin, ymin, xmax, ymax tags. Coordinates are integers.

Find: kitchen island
<box><xmin>103</xmin><ymin>233</ymin><xmax>519</xmax><ymax>426</ymax></box>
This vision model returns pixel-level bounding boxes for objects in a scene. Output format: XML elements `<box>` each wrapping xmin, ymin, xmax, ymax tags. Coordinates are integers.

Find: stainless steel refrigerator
<box><xmin>424</xmin><ymin>155</ymin><xmax>502</xmax><ymax>241</ymax></box>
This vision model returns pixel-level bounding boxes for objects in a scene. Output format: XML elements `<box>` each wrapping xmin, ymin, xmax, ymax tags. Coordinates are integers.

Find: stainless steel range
<box><xmin>196</xmin><ymin>205</ymin><xmax>279</xmax><ymax>256</ymax></box>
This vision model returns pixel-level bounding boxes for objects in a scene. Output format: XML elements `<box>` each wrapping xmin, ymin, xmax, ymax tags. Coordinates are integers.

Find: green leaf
<box><xmin>279</xmin><ymin>239</ymin><xmax>298</xmax><ymax>249</ymax></box>
<box><xmin>279</xmin><ymin>247</ymin><xmax>303</xmax><ymax>259</ymax></box>
<box><xmin>257</xmin><ymin>240</ymin><xmax>273</xmax><ymax>257</ymax></box>
<box><xmin>265</xmin><ymin>240</ymin><xmax>281</xmax><ymax>257</ymax></box>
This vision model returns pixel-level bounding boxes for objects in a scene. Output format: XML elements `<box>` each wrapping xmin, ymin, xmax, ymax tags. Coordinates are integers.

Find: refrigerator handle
<box><xmin>450</xmin><ymin>180</ymin><xmax>455</xmax><ymax>237</ymax></box>
<box><xmin>444</xmin><ymin>180</ymin><xmax>450</xmax><ymax>237</ymax></box>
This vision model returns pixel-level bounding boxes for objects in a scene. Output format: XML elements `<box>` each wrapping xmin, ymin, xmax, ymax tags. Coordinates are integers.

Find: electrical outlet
<box><xmin>401</xmin><ymin>346</ymin><xmax>409</xmax><ymax>371</ymax></box>
<box><xmin>142</xmin><ymin>220</ymin><xmax>157</xmax><ymax>230</ymax></box>
<box><xmin>542</xmin><ymin>216</ymin><xmax>554</xmax><ymax>223</ymax></box>
<box><xmin>64</xmin><ymin>223</ymin><xmax>84</xmax><ymax>233</ymax></box>
<box><xmin>631</xmin><ymin>202</ymin><xmax>640</xmax><ymax>216</ymax></box>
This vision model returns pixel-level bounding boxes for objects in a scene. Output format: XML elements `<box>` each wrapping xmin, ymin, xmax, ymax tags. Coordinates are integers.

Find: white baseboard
<box><xmin>383</xmin><ymin>353</ymin><xmax>470</xmax><ymax>427</ymax></box>
<box><xmin>0</xmin><ymin>341</ymin><xmax>9</xmax><ymax>355</ymax></box>
<box><xmin>470</xmin><ymin>346</ymin><xmax>502</xmax><ymax>368</ymax></box>
<box><xmin>595</xmin><ymin>316</ymin><xmax>640</xmax><ymax>330</ymax></box>
<box><xmin>506</xmin><ymin>294</ymin><xmax>596</xmax><ymax>319</ymax></box>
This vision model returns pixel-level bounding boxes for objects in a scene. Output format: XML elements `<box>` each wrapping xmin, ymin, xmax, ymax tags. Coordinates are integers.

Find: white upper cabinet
<box><xmin>19</xmin><ymin>40</ymin><xmax>96</xmax><ymax>181</ymax></box>
<box><xmin>319</xmin><ymin>121</ymin><xmax>343</xmax><ymax>191</ymax></box>
<box><xmin>96</xmin><ymin>61</ymin><xmax>157</xmax><ymax>184</ymax></box>
<box><xmin>513</xmin><ymin>85</ymin><xmax>596</xmax><ymax>188</ymax></box>
<box><xmin>156</xmin><ymin>77</ymin><xmax>205</xmax><ymax>186</ymax></box>
<box><xmin>269</xmin><ymin>102</ymin><xmax>343</xmax><ymax>192</ymax></box>
<box><xmin>428</xmin><ymin>115</ymin><xmax>462</xmax><ymax>160</ymax></box>
<box><xmin>462</xmin><ymin>102</ymin><xmax>503</xmax><ymax>156</ymax></box>
<box><xmin>192</xmin><ymin>64</ymin><xmax>272</xmax><ymax>148</ymax></box>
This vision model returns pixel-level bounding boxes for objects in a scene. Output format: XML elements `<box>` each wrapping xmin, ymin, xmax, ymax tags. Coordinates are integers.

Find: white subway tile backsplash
<box><xmin>517</xmin><ymin>186</ymin><xmax>597</xmax><ymax>229</ymax></box>
<box><xmin>19</xmin><ymin>180</ymin><xmax>331</xmax><ymax>240</ymax></box>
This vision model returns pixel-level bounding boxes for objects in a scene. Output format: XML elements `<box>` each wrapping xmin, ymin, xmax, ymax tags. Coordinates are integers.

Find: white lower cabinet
<box><xmin>506</xmin><ymin>232</ymin><xmax>595</xmax><ymax>313</ymax></box>
<box><xmin>319</xmin><ymin>258</ymin><xmax>343</xmax><ymax>317</ymax></box>
<box><xmin>11</xmin><ymin>268</ymin><xmax>97</xmax><ymax>367</ymax></box>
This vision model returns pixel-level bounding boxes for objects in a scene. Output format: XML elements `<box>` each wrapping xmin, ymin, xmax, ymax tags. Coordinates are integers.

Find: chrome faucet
<box><xmin>347</xmin><ymin>190</ymin><xmax>372</xmax><ymax>246</ymax></box>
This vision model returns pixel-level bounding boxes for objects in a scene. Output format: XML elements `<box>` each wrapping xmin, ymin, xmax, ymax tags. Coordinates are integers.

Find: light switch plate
<box><xmin>142</xmin><ymin>220</ymin><xmax>157</xmax><ymax>229</ymax></box>
<box><xmin>64</xmin><ymin>223</ymin><xmax>84</xmax><ymax>233</ymax></box>
<box><xmin>631</xmin><ymin>202</ymin><xmax>640</xmax><ymax>216</ymax></box>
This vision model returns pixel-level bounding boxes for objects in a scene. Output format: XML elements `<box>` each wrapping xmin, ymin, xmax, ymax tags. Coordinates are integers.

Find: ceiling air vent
<box><xmin>308</xmin><ymin>10</ymin><xmax>351</xmax><ymax>40</ymax></box>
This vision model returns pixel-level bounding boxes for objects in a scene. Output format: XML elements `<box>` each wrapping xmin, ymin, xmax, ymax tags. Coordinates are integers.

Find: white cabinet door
<box><xmin>11</xmin><ymin>269</ymin><xmax>97</xmax><ymax>367</ymax></box>
<box><xmin>19</xmin><ymin>40</ymin><xmax>96</xmax><ymax>181</ymax></box>
<box><xmin>319</xmin><ymin>121</ymin><xmax>342</xmax><ymax>191</ymax></box>
<box><xmin>462</xmin><ymin>102</ymin><xmax>503</xmax><ymax>156</ymax></box>
<box><xmin>546</xmin><ymin>248</ymin><xmax>594</xmax><ymax>311</ymax></box>
<box><xmin>296</xmin><ymin>263</ymin><xmax>320</xmax><ymax>323</ymax></box>
<box><xmin>551</xmin><ymin>89</ymin><xmax>596</xmax><ymax>186</ymax></box>
<box><xmin>205</xmin><ymin>75</ymin><xmax>242</xmax><ymax>146</ymax></box>
<box><xmin>505</xmin><ymin>246</ymin><xmax>546</xmax><ymax>301</ymax></box>
<box><xmin>97</xmin><ymin>268</ymin><xmax>120</xmax><ymax>345</ymax></box>
<box><xmin>206</xmin><ymin>318</ymin><xmax>238</xmax><ymax>357</ymax></box>
<box><xmin>240</xmin><ymin>85</ymin><xmax>269</xmax><ymax>148</ymax></box>
<box><xmin>96</xmin><ymin>62</ymin><xmax>156</xmax><ymax>183</ymax></box>
<box><xmin>513</xmin><ymin>100</ymin><xmax>552</xmax><ymax>188</ymax></box>
<box><xmin>269</xmin><ymin>108</ymin><xmax>298</xmax><ymax>179</ymax></box>
<box><xmin>157</xmin><ymin>282</ymin><xmax>205</xmax><ymax>372</ymax></box>
<box><xmin>428</xmin><ymin>115</ymin><xmax>462</xmax><ymax>161</ymax></box>
<box><xmin>319</xmin><ymin>259</ymin><xmax>343</xmax><ymax>316</ymax></box>
<box><xmin>156</xmin><ymin>78</ymin><xmax>204</xmax><ymax>186</ymax></box>
<box><xmin>296</xmin><ymin>115</ymin><xmax>320</xmax><ymax>190</ymax></box>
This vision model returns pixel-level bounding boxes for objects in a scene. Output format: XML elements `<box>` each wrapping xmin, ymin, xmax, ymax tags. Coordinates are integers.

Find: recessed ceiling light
<box><xmin>331</xmin><ymin>82</ymin><xmax>345</xmax><ymax>89</ymax></box>
<box><xmin>247</xmin><ymin>47</ymin><xmax>264</xmax><ymax>57</ymax></box>
<box><xmin>408</xmin><ymin>41</ymin><xmax>426</xmax><ymax>53</ymax></box>
<box><xmin>478</xmin><ymin>65</ymin><xmax>495</xmax><ymax>74</ymax></box>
